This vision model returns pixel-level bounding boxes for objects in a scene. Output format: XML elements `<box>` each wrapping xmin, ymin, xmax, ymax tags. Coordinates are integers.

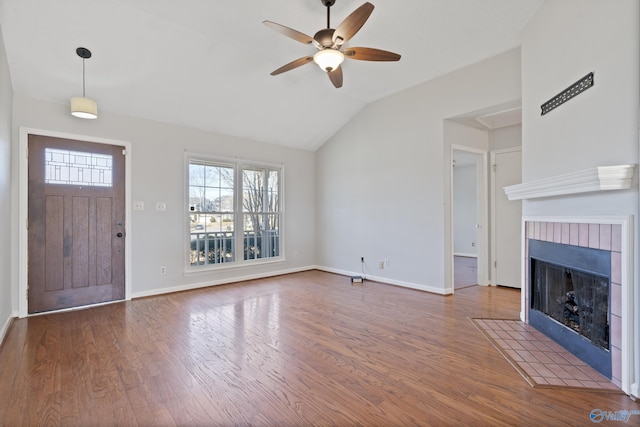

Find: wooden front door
<box><xmin>28</xmin><ymin>134</ymin><xmax>126</xmax><ymax>313</ymax></box>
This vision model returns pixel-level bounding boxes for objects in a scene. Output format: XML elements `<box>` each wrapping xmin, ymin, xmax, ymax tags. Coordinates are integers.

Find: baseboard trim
<box><xmin>316</xmin><ymin>266</ymin><xmax>450</xmax><ymax>295</ymax></box>
<box><xmin>454</xmin><ymin>252</ymin><xmax>478</xmax><ymax>258</ymax></box>
<box><xmin>0</xmin><ymin>312</ymin><xmax>17</xmax><ymax>349</ymax></box>
<box><xmin>131</xmin><ymin>265</ymin><xmax>316</xmax><ymax>299</ymax></box>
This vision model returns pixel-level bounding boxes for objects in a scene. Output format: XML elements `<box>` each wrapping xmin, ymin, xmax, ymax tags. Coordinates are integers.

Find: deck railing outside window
<box><xmin>190</xmin><ymin>229</ymin><xmax>280</xmax><ymax>266</ymax></box>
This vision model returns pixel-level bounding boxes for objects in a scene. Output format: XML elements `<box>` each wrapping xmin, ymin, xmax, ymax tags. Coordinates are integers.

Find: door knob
<box><xmin>116</xmin><ymin>232</ymin><xmax>123</xmax><ymax>238</ymax></box>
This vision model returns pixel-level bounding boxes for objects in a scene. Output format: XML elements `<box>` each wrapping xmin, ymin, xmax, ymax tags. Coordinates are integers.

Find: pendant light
<box><xmin>70</xmin><ymin>47</ymin><xmax>98</xmax><ymax>119</ymax></box>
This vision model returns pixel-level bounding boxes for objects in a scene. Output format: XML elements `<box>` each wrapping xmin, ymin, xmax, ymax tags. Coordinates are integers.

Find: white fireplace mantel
<box><xmin>504</xmin><ymin>164</ymin><xmax>636</xmax><ymax>201</ymax></box>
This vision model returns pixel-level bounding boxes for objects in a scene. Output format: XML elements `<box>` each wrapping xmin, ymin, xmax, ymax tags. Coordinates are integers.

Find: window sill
<box><xmin>183</xmin><ymin>257</ymin><xmax>285</xmax><ymax>276</ymax></box>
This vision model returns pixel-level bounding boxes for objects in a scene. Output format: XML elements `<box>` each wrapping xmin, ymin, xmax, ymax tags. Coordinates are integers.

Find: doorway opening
<box><xmin>445</xmin><ymin>101</ymin><xmax>522</xmax><ymax>293</ymax></box>
<box><xmin>452</xmin><ymin>148</ymin><xmax>485</xmax><ymax>290</ymax></box>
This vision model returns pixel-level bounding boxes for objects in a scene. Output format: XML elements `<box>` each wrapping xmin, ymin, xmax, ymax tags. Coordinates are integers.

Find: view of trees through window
<box><xmin>188</xmin><ymin>159</ymin><xmax>281</xmax><ymax>267</ymax></box>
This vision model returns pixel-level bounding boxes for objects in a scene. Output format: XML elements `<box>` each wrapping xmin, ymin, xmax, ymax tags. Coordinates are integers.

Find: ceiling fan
<box><xmin>263</xmin><ymin>0</ymin><xmax>401</xmax><ymax>88</ymax></box>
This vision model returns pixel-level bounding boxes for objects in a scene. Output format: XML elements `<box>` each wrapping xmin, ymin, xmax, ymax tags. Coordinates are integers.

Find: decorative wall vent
<box><xmin>541</xmin><ymin>72</ymin><xmax>594</xmax><ymax>115</ymax></box>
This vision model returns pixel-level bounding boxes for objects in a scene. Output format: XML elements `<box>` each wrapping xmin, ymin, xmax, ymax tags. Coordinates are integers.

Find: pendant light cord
<box><xmin>82</xmin><ymin>58</ymin><xmax>86</xmax><ymax>97</ymax></box>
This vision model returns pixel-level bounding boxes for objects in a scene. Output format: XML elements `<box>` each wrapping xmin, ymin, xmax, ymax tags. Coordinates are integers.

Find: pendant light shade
<box><xmin>70</xmin><ymin>96</ymin><xmax>97</xmax><ymax>119</ymax></box>
<box><xmin>70</xmin><ymin>47</ymin><xmax>98</xmax><ymax>119</ymax></box>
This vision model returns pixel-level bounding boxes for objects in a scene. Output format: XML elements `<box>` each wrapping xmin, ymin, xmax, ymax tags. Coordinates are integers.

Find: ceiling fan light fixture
<box><xmin>313</xmin><ymin>48</ymin><xmax>344</xmax><ymax>72</ymax></box>
<box><xmin>265</xmin><ymin>2</ymin><xmax>399</xmax><ymax>88</ymax></box>
<box><xmin>70</xmin><ymin>47</ymin><xmax>98</xmax><ymax>119</ymax></box>
<box><xmin>70</xmin><ymin>96</ymin><xmax>98</xmax><ymax>119</ymax></box>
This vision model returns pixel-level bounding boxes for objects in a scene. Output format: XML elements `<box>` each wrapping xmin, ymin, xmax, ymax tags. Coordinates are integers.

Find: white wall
<box><xmin>453</xmin><ymin>164</ymin><xmax>477</xmax><ymax>255</ymax></box>
<box><xmin>316</xmin><ymin>48</ymin><xmax>521</xmax><ymax>293</ymax></box>
<box><xmin>490</xmin><ymin>124</ymin><xmax>521</xmax><ymax>151</ymax></box>
<box><xmin>0</xmin><ymin>24</ymin><xmax>14</xmax><ymax>337</ymax></box>
<box><xmin>522</xmin><ymin>1</ymin><xmax>639</xmax><ymax>213</ymax></box>
<box><xmin>10</xmin><ymin>95</ymin><xmax>316</xmax><ymax>310</ymax></box>
<box><xmin>521</xmin><ymin>0</ymin><xmax>639</xmax><ymax>395</ymax></box>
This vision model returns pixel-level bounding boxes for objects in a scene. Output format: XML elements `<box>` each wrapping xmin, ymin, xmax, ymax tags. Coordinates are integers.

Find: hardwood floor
<box><xmin>1</xmin><ymin>270</ymin><xmax>638</xmax><ymax>426</ymax></box>
<box><xmin>454</xmin><ymin>255</ymin><xmax>477</xmax><ymax>289</ymax></box>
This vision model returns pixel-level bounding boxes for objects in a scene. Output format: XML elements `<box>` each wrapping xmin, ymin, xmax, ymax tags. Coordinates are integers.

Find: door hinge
<box><xmin>26</xmin><ymin>147</ymin><xmax>29</xmax><ymax>159</ymax></box>
<box><xmin>493</xmin><ymin>164</ymin><xmax>497</xmax><ymax>172</ymax></box>
<box><xmin>494</xmin><ymin>260</ymin><xmax>497</xmax><ymax>267</ymax></box>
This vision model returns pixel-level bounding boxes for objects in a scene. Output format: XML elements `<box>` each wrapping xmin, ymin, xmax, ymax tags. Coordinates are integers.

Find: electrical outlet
<box><xmin>384</xmin><ymin>259</ymin><xmax>389</xmax><ymax>268</ymax></box>
<box><xmin>133</xmin><ymin>201</ymin><xmax>144</xmax><ymax>211</ymax></box>
<box><xmin>293</xmin><ymin>250</ymin><xmax>299</xmax><ymax>257</ymax></box>
<box><xmin>160</xmin><ymin>266</ymin><xmax>166</xmax><ymax>274</ymax></box>
<box><xmin>379</xmin><ymin>260</ymin><xmax>385</xmax><ymax>269</ymax></box>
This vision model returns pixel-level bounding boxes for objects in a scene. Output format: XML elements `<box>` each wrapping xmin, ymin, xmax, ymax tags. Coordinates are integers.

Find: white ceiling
<box><xmin>0</xmin><ymin>0</ymin><xmax>543</xmax><ymax>151</ymax></box>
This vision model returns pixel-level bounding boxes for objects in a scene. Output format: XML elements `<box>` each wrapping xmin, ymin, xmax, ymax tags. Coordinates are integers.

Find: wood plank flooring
<box><xmin>1</xmin><ymin>270</ymin><xmax>638</xmax><ymax>426</ymax></box>
<box><xmin>454</xmin><ymin>255</ymin><xmax>477</xmax><ymax>289</ymax></box>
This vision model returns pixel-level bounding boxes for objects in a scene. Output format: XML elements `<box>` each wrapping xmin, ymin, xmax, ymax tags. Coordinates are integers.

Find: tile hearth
<box><xmin>472</xmin><ymin>318</ymin><xmax>621</xmax><ymax>392</ymax></box>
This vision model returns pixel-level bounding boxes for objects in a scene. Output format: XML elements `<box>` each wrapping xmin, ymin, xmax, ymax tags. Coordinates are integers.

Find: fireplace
<box><xmin>529</xmin><ymin>239</ymin><xmax>611</xmax><ymax>378</ymax></box>
<box><xmin>524</xmin><ymin>219</ymin><xmax>627</xmax><ymax>390</ymax></box>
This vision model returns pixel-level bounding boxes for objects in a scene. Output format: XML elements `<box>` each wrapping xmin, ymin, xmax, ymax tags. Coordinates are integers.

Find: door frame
<box><xmin>449</xmin><ymin>144</ymin><xmax>489</xmax><ymax>292</ymax></box>
<box><xmin>18</xmin><ymin>127</ymin><xmax>132</xmax><ymax>317</ymax></box>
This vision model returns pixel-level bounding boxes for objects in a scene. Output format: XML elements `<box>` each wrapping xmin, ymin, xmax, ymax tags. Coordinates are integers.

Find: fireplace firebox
<box><xmin>529</xmin><ymin>239</ymin><xmax>611</xmax><ymax>378</ymax></box>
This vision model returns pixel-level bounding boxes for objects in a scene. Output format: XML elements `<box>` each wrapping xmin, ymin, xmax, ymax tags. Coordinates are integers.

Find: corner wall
<box><xmin>315</xmin><ymin>48</ymin><xmax>521</xmax><ymax>292</ymax></box>
<box><xmin>0</xmin><ymin>24</ymin><xmax>14</xmax><ymax>339</ymax></box>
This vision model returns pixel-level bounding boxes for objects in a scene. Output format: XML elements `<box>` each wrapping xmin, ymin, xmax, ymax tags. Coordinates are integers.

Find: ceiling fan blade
<box><xmin>328</xmin><ymin>65</ymin><xmax>343</xmax><ymax>88</ymax></box>
<box><xmin>263</xmin><ymin>20</ymin><xmax>315</xmax><ymax>45</ymax></box>
<box><xmin>333</xmin><ymin>2</ymin><xmax>374</xmax><ymax>46</ymax></box>
<box><xmin>343</xmin><ymin>47</ymin><xmax>401</xmax><ymax>61</ymax></box>
<box><xmin>270</xmin><ymin>56</ymin><xmax>314</xmax><ymax>76</ymax></box>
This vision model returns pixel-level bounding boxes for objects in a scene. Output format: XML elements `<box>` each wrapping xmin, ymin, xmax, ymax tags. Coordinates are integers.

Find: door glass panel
<box><xmin>45</xmin><ymin>148</ymin><xmax>113</xmax><ymax>187</ymax></box>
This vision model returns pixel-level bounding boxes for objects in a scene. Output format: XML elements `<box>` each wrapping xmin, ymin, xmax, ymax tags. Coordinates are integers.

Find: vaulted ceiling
<box><xmin>0</xmin><ymin>0</ymin><xmax>543</xmax><ymax>150</ymax></box>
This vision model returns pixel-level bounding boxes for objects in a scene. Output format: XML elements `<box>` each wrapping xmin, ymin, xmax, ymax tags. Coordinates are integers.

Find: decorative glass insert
<box><xmin>45</xmin><ymin>148</ymin><xmax>113</xmax><ymax>187</ymax></box>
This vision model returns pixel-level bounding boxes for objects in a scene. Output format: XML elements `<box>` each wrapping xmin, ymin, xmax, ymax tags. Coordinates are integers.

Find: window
<box><xmin>242</xmin><ymin>167</ymin><xmax>280</xmax><ymax>261</ymax></box>
<box><xmin>188</xmin><ymin>157</ymin><xmax>282</xmax><ymax>268</ymax></box>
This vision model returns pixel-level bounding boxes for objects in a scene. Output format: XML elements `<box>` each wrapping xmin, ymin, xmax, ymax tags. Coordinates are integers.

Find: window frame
<box><xmin>185</xmin><ymin>153</ymin><xmax>284</xmax><ymax>272</ymax></box>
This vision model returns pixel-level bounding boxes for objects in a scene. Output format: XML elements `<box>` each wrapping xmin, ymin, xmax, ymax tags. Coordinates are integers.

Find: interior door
<box><xmin>28</xmin><ymin>134</ymin><xmax>125</xmax><ymax>313</ymax></box>
<box><xmin>492</xmin><ymin>148</ymin><xmax>521</xmax><ymax>288</ymax></box>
